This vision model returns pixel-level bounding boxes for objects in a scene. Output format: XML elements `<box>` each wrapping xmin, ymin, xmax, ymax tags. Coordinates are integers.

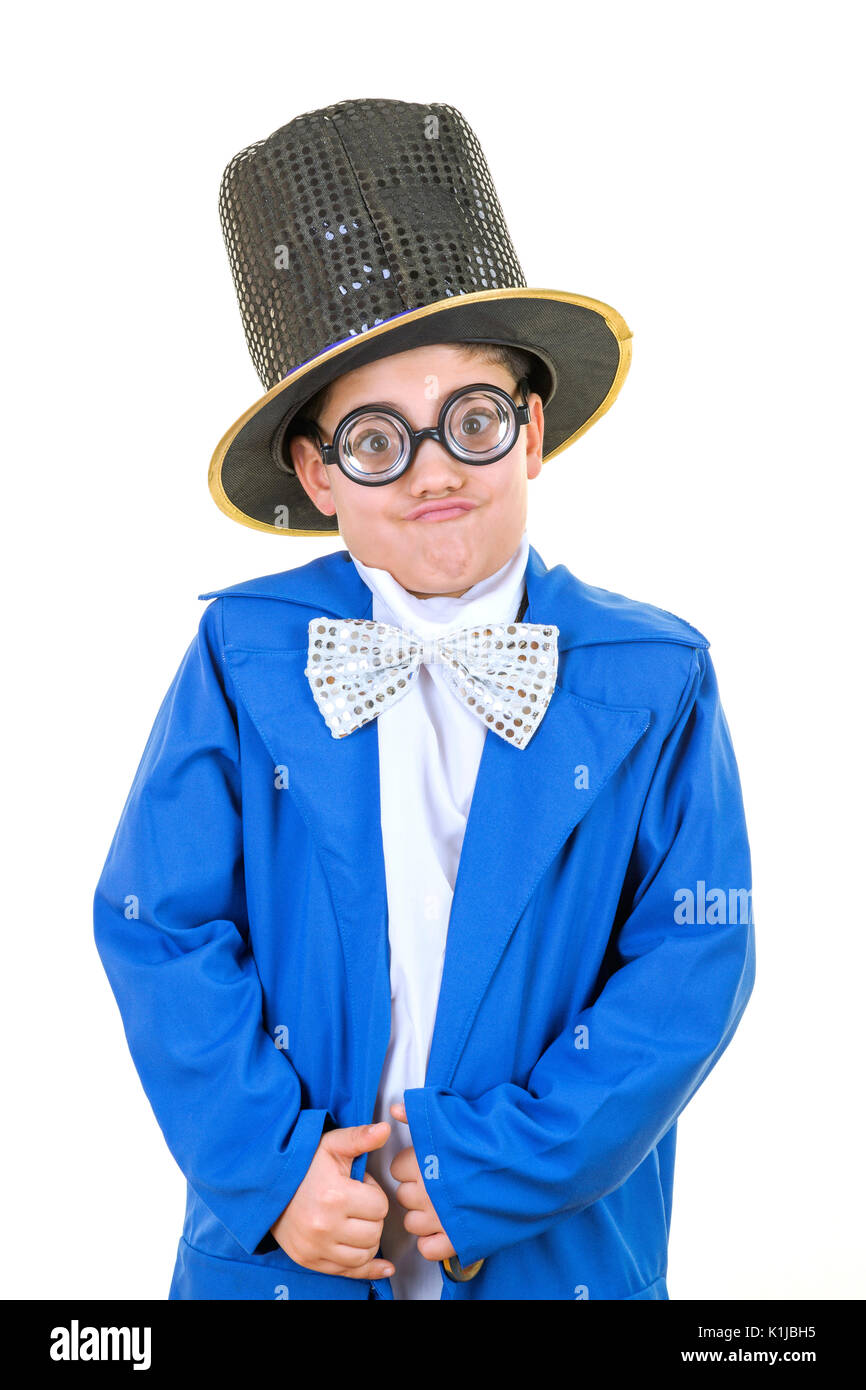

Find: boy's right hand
<box><xmin>270</xmin><ymin>1120</ymin><xmax>395</xmax><ymax>1280</ymax></box>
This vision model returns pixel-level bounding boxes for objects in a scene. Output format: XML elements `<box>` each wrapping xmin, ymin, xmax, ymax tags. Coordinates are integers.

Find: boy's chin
<box><xmin>391</xmin><ymin>545</ymin><xmax>485</xmax><ymax>597</ymax></box>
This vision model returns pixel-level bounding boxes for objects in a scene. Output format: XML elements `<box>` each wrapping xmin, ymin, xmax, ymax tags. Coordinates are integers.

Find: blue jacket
<box><xmin>93</xmin><ymin>543</ymin><xmax>755</xmax><ymax>1301</ymax></box>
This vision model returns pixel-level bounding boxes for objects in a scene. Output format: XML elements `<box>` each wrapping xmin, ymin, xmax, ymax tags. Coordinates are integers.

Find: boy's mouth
<box><xmin>405</xmin><ymin>500</ymin><xmax>477</xmax><ymax>522</ymax></box>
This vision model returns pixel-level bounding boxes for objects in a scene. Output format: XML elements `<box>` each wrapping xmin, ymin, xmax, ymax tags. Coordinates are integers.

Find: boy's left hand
<box><xmin>389</xmin><ymin>1101</ymin><xmax>457</xmax><ymax>1262</ymax></box>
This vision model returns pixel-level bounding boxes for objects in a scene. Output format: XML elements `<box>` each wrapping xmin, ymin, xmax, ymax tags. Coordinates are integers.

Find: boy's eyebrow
<box><xmin>342</xmin><ymin>385</ymin><xmax>502</xmax><ymax>414</ymax></box>
<box><xmin>329</xmin><ymin>397</ymin><xmax>427</xmax><ymax>420</ymax></box>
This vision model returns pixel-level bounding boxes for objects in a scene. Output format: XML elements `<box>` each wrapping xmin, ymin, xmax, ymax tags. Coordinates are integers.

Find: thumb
<box><xmin>322</xmin><ymin>1121</ymin><xmax>391</xmax><ymax>1161</ymax></box>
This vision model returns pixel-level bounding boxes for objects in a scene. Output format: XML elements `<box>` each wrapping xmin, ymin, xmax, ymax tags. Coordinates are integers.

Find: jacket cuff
<box><xmin>235</xmin><ymin>1107</ymin><xmax>333</xmax><ymax>1256</ymax></box>
<box><xmin>401</xmin><ymin>1087</ymin><xmax>484</xmax><ymax>1270</ymax></box>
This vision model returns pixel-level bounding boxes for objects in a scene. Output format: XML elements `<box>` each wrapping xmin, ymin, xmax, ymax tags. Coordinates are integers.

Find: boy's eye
<box><xmin>343</xmin><ymin>416</ymin><xmax>406</xmax><ymax>472</ymax></box>
<box><xmin>448</xmin><ymin>395</ymin><xmax>507</xmax><ymax>450</ymax></box>
<box><xmin>456</xmin><ymin>408</ymin><xmax>497</xmax><ymax>439</ymax></box>
<box><xmin>357</xmin><ymin>430</ymin><xmax>393</xmax><ymax>454</ymax></box>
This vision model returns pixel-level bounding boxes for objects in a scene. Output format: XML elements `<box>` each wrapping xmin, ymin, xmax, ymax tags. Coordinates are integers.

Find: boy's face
<box><xmin>289</xmin><ymin>344</ymin><xmax>544</xmax><ymax>598</ymax></box>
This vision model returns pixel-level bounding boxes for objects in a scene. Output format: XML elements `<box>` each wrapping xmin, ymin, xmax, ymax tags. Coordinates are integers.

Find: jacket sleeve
<box><xmin>93</xmin><ymin>598</ymin><xmax>332</xmax><ymax>1257</ymax></box>
<box><xmin>402</xmin><ymin>645</ymin><xmax>756</xmax><ymax>1268</ymax></box>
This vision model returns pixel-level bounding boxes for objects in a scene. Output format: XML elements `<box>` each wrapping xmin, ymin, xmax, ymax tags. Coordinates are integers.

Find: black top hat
<box><xmin>210</xmin><ymin>97</ymin><xmax>632</xmax><ymax>536</ymax></box>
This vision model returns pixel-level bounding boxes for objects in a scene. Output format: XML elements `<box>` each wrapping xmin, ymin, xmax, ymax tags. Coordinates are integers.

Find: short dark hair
<box><xmin>299</xmin><ymin>341</ymin><xmax>538</xmax><ymax>429</ymax></box>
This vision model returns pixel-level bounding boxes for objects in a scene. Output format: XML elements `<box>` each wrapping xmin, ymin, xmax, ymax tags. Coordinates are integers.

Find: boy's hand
<box><xmin>270</xmin><ymin>1121</ymin><xmax>395</xmax><ymax>1280</ymax></box>
<box><xmin>389</xmin><ymin>1101</ymin><xmax>457</xmax><ymax>1262</ymax></box>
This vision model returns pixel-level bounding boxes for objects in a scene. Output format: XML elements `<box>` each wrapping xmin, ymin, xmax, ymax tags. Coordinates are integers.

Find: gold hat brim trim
<box><xmin>208</xmin><ymin>286</ymin><xmax>632</xmax><ymax>537</ymax></box>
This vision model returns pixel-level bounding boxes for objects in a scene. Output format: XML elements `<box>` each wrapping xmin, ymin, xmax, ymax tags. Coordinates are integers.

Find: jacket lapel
<box><xmin>219</xmin><ymin>559</ymin><xmax>394</xmax><ymax>1112</ymax></box>
<box><xmin>423</xmin><ymin>550</ymin><xmax>650</xmax><ymax>1086</ymax></box>
<box><xmin>208</xmin><ymin>545</ymin><xmax>651</xmax><ymax>1102</ymax></box>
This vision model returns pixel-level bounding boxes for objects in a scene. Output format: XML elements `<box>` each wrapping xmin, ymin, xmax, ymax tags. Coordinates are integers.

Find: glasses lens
<box><xmin>340</xmin><ymin>412</ymin><xmax>410</xmax><ymax>481</ymax></box>
<box><xmin>444</xmin><ymin>390</ymin><xmax>516</xmax><ymax>462</ymax></box>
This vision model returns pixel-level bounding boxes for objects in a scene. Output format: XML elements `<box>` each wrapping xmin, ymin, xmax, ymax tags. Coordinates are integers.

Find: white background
<box><xmin>3</xmin><ymin>1</ymin><xmax>862</xmax><ymax>1300</ymax></box>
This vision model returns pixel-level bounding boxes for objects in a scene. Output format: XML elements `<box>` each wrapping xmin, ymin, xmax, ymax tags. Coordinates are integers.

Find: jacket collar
<box><xmin>200</xmin><ymin>544</ymin><xmax>702</xmax><ymax>1100</ymax></box>
<box><xmin>200</xmin><ymin>542</ymin><xmax>710</xmax><ymax>652</ymax></box>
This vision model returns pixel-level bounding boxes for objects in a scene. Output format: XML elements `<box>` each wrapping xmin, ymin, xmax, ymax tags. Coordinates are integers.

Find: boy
<box><xmin>93</xmin><ymin>98</ymin><xmax>755</xmax><ymax>1301</ymax></box>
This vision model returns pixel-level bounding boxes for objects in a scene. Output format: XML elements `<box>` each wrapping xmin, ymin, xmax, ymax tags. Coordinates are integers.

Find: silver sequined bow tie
<box><xmin>305</xmin><ymin>616</ymin><xmax>560</xmax><ymax>749</ymax></box>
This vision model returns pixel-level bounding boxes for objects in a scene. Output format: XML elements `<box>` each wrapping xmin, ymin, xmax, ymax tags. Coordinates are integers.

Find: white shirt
<box><xmin>346</xmin><ymin>529</ymin><xmax>530</xmax><ymax>1299</ymax></box>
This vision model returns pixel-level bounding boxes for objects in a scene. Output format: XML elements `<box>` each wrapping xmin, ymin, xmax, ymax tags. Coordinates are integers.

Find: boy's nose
<box><xmin>405</xmin><ymin>434</ymin><xmax>466</xmax><ymax>483</ymax></box>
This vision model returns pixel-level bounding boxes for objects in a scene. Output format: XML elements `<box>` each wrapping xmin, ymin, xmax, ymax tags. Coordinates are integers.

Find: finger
<box><xmin>389</xmin><ymin>1147</ymin><xmax>419</xmax><ymax>1183</ymax></box>
<box><xmin>393</xmin><ymin>1178</ymin><xmax>427</xmax><ymax>1211</ymax></box>
<box><xmin>330</xmin><ymin>1245</ymin><xmax>396</xmax><ymax>1278</ymax></box>
<box><xmin>330</xmin><ymin>1216</ymin><xmax>391</xmax><ymax>1250</ymax></box>
<box><xmin>416</xmin><ymin>1232</ymin><xmax>455</xmax><ymax>1262</ymax></box>
<box><xmin>362</xmin><ymin>1171</ymin><xmax>390</xmax><ymax>1198</ymax></box>
<box><xmin>389</xmin><ymin>1101</ymin><xmax>408</xmax><ymax>1123</ymax></box>
<box><xmin>344</xmin><ymin>1177</ymin><xmax>389</xmax><ymax>1222</ymax></box>
<box><xmin>316</xmin><ymin>1254</ymin><xmax>396</xmax><ymax>1280</ymax></box>
<box><xmin>402</xmin><ymin>1207</ymin><xmax>441</xmax><ymax>1238</ymax></box>
<box><xmin>322</xmin><ymin>1121</ymin><xmax>391</xmax><ymax>1161</ymax></box>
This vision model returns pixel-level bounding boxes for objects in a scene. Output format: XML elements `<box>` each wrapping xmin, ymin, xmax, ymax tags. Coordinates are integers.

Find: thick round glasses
<box><xmin>295</xmin><ymin>378</ymin><xmax>531</xmax><ymax>486</ymax></box>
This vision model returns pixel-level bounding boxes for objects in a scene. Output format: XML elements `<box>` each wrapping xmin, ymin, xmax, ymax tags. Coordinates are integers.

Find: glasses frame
<box><xmin>294</xmin><ymin>377</ymin><xmax>532</xmax><ymax>486</ymax></box>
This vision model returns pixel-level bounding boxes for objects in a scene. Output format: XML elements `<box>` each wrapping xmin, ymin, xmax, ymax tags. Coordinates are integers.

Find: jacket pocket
<box><xmin>168</xmin><ymin>1235</ymin><xmax>372</xmax><ymax>1301</ymax></box>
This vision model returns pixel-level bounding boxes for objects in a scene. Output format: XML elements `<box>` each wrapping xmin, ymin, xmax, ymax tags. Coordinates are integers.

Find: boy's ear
<box><xmin>288</xmin><ymin>435</ymin><xmax>337</xmax><ymax>518</ymax></box>
<box><xmin>525</xmin><ymin>390</ymin><xmax>544</xmax><ymax>478</ymax></box>
<box><xmin>282</xmin><ymin>431</ymin><xmax>302</xmax><ymax>478</ymax></box>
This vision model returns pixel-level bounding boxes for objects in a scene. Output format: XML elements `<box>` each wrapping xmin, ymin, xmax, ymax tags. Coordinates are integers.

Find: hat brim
<box><xmin>208</xmin><ymin>287</ymin><xmax>632</xmax><ymax>536</ymax></box>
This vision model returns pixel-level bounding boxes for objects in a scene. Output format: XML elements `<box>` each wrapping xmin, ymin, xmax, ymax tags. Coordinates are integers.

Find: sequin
<box><xmin>303</xmin><ymin>617</ymin><xmax>559</xmax><ymax>749</ymax></box>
